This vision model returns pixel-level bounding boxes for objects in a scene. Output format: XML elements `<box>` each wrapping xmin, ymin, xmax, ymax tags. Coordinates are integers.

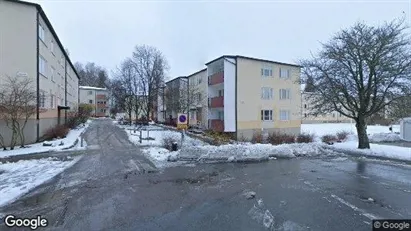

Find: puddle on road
<box><xmin>149</xmin><ymin>171</ymin><xmax>220</xmax><ymax>185</ymax></box>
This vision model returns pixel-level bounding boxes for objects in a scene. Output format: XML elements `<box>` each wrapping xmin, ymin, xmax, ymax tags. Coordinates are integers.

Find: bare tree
<box><xmin>75</xmin><ymin>62</ymin><xmax>109</xmax><ymax>88</ymax></box>
<box><xmin>300</xmin><ymin>20</ymin><xmax>411</xmax><ymax>149</ymax></box>
<box><xmin>0</xmin><ymin>76</ymin><xmax>37</xmax><ymax>149</ymax></box>
<box><xmin>130</xmin><ymin>45</ymin><xmax>169</xmax><ymax>121</ymax></box>
<box><xmin>387</xmin><ymin>96</ymin><xmax>411</xmax><ymax>120</ymax></box>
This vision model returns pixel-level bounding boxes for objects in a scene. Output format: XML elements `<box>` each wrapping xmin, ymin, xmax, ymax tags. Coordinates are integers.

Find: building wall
<box><xmin>188</xmin><ymin>69</ymin><xmax>207</xmax><ymax>128</ymax></box>
<box><xmin>236</xmin><ymin>57</ymin><xmax>301</xmax><ymax>139</ymax></box>
<box><xmin>301</xmin><ymin>92</ymin><xmax>353</xmax><ymax>124</ymax></box>
<box><xmin>223</xmin><ymin>58</ymin><xmax>236</xmax><ymax>132</ymax></box>
<box><xmin>79</xmin><ymin>88</ymin><xmax>109</xmax><ymax>116</ymax></box>
<box><xmin>0</xmin><ymin>1</ymin><xmax>80</xmax><ymax>145</ymax></box>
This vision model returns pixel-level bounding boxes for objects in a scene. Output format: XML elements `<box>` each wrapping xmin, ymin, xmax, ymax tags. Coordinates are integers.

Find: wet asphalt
<box><xmin>1</xmin><ymin>119</ymin><xmax>411</xmax><ymax>231</ymax></box>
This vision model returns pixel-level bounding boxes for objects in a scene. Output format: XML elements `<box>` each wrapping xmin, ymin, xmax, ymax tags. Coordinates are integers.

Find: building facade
<box><xmin>164</xmin><ymin>76</ymin><xmax>188</xmax><ymax>123</ymax></box>
<box><xmin>79</xmin><ymin>86</ymin><xmax>109</xmax><ymax>117</ymax></box>
<box><xmin>0</xmin><ymin>0</ymin><xmax>79</xmax><ymax>144</ymax></box>
<box><xmin>159</xmin><ymin>55</ymin><xmax>302</xmax><ymax>140</ymax></box>
<box><xmin>187</xmin><ymin>68</ymin><xmax>207</xmax><ymax>128</ymax></box>
<box><xmin>301</xmin><ymin>92</ymin><xmax>353</xmax><ymax>124</ymax></box>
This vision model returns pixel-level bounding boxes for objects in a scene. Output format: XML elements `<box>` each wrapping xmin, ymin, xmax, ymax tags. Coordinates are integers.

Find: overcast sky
<box><xmin>31</xmin><ymin>0</ymin><xmax>410</xmax><ymax>80</ymax></box>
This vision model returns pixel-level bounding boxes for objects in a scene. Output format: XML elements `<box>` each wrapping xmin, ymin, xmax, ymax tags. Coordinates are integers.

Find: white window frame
<box><xmin>39</xmin><ymin>90</ymin><xmax>46</xmax><ymax>108</ymax></box>
<box><xmin>51</xmin><ymin>66</ymin><xmax>55</xmax><ymax>82</ymax></box>
<box><xmin>261</xmin><ymin>87</ymin><xmax>273</xmax><ymax>100</ymax></box>
<box><xmin>279</xmin><ymin>89</ymin><xmax>291</xmax><ymax>100</ymax></box>
<box><xmin>261</xmin><ymin>110</ymin><xmax>273</xmax><ymax>121</ymax></box>
<box><xmin>279</xmin><ymin>110</ymin><xmax>290</xmax><ymax>121</ymax></box>
<box><xmin>280</xmin><ymin>68</ymin><xmax>290</xmax><ymax>79</ymax></box>
<box><xmin>39</xmin><ymin>56</ymin><xmax>47</xmax><ymax>77</ymax></box>
<box><xmin>51</xmin><ymin>40</ymin><xmax>55</xmax><ymax>55</ymax></box>
<box><xmin>50</xmin><ymin>94</ymin><xmax>55</xmax><ymax>109</ymax></box>
<box><xmin>261</xmin><ymin>66</ymin><xmax>273</xmax><ymax>77</ymax></box>
<box><xmin>38</xmin><ymin>24</ymin><xmax>46</xmax><ymax>43</ymax></box>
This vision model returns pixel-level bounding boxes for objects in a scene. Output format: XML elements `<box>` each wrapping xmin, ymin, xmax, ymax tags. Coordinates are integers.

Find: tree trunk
<box><xmin>355</xmin><ymin>116</ymin><xmax>370</xmax><ymax>149</ymax></box>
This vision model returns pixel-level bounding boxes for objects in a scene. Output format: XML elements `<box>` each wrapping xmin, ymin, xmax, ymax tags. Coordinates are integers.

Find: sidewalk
<box><xmin>0</xmin><ymin>120</ymin><xmax>91</xmax><ymax>159</ymax></box>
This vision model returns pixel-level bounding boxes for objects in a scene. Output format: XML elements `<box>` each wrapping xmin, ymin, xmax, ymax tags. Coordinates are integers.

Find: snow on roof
<box><xmin>79</xmin><ymin>86</ymin><xmax>107</xmax><ymax>91</ymax></box>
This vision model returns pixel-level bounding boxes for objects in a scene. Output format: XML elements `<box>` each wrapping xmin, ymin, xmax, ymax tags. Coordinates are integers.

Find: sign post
<box><xmin>177</xmin><ymin>113</ymin><xmax>188</xmax><ymax>130</ymax></box>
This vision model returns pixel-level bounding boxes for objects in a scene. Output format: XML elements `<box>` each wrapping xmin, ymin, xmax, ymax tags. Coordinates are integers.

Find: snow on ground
<box><xmin>0</xmin><ymin>120</ymin><xmax>91</xmax><ymax>158</ymax></box>
<box><xmin>333</xmin><ymin>141</ymin><xmax>411</xmax><ymax>162</ymax></box>
<box><xmin>0</xmin><ymin>156</ymin><xmax>81</xmax><ymax>207</ymax></box>
<box><xmin>301</xmin><ymin>123</ymin><xmax>400</xmax><ymax>137</ymax></box>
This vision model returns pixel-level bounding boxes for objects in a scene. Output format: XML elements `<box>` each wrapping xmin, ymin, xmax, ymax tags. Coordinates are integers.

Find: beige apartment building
<box><xmin>159</xmin><ymin>55</ymin><xmax>302</xmax><ymax>140</ymax></box>
<box><xmin>0</xmin><ymin>0</ymin><xmax>79</xmax><ymax>144</ymax></box>
<box><xmin>187</xmin><ymin>68</ymin><xmax>208</xmax><ymax>128</ymax></box>
<box><xmin>301</xmin><ymin>92</ymin><xmax>353</xmax><ymax>124</ymax></box>
<box><xmin>79</xmin><ymin>86</ymin><xmax>109</xmax><ymax>117</ymax></box>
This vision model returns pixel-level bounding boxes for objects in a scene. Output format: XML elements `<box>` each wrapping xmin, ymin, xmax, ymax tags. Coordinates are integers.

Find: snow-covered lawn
<box><xmin>333</xmin><ymin>141</ymin><xmax>411</xmax><ymax>162</ymax></box>
<box><xmin>301</xmin><ymin>123</ymin><xmax>400</xmax><ymax>137</ymax></box>
<box><xmin>0</xmin><ymin>156</ymin><xmax>81</xmax><ymax>207</ymax></box>
<box><xmin>0</xmin><ymin>120</ymin><xmax>91</xmax><ymax>158</ymax></box>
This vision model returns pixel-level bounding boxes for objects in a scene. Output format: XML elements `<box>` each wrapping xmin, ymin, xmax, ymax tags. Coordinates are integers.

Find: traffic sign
<box><xmin>177</xmin><ymin>113</ymin><xmax>188</xmax><ymax>130</ymax></box>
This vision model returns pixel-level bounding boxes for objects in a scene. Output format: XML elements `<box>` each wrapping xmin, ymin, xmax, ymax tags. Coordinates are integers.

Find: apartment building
<box><xmin>187</xmin><ymin>68</ymin><xmax>208</xmax><ymax>128</ymax></box>
<box><xmin>206</xmin><ymin>55</ymin><xmax>301</xmax><ymax>139</ymax></box>
<box><xmin>79</xmin><ymin>86</ymin><xmax>109</xmax><ymax>117</ymax></box>
<box><xmin>0</xmin><ymin>0</ymin><xmax>80</xmax><ymax>144</ymax></box>
<box><xmin>301</xmin><ymin>92</ymin><xmax>353</xmax><ymax>124</ymax></box>
<box><xmin>164</xmin><ymin>76</ymin><xmax>188</xmax><ymax>123</ymax></box>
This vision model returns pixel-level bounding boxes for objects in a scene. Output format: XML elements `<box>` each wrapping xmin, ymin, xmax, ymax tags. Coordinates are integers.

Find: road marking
<box><xmin>330</xmin><ymin>194</ymin><xmax>379</xmax><ymax>220</ymax></box>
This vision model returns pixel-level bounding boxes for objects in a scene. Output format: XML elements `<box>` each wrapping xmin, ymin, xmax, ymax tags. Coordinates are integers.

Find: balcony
<box><xmin>209</xmin><ymin>119</ymin><xmax>224</xmax><ymax>132</ymax></box>
<box><xmin>96</xmin><ymin>94</ymin><xmax>107</xmax><ymax>100</ymax></box>
<box><xmin>96</xmin><ymin>103</ymin><xmax>108</xmax><ymax>109</ymax></box>
<box><xmin>208</xmin><ymin>72</ymin><xmax>224</xmax><ymax>85</ymax></box>
<box><xmin>208</xmin><ymin>96</ymin><xmax>224</xmax><ymax>108</ymax></box>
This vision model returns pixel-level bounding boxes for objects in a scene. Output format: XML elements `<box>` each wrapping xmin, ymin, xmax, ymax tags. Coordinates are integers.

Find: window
<box><xmin>50</xmin><ymin>94</ymin><xmax>55</xmax><ymax>109</ymax></box>
<box><xmin>38</xmin><ymin>24</ymin><xmax>45</xmax><ymax>42</ymax></box>
<box><xmin>261</xmin><ymin>110</ymin><xmax>273</xmax><ymax>121</ymax></box>
<box><xmin>280</xmin><ymin>110</ymin><xmax>290</xmax><ymax>121</ymax></box>
<box><xmin>218</xmin><ymin>111</ymin><xmax>224</xmax><ymax>120</ymax></box>
<box><xmin>190</xmin><ymin>111</ymin><xmax>195</xmax><ymax>120</ymax></box>
<box><xmin>61</xmin><ymin>55</ymin><xmax>64</xmax><ymax>67</ymax></box>
<box><xmin>88</xmin><ymin>91</ymin><xmax>93</xmax><ymax>95</ymax></box>
<box><xmin>304</xmin><ymin>104</ymin><xmax>307</xmax><ymax>109</ymax></box>
<box><xmin>261</xmin><ymin>67</ymin><xmax>273</xmax><ymax>77</ymax></box>
<box><xmin>60</xmin><ymin>98</ymin><xmax>64</xmax><ymax>105</ymax></box>
<box><xmin>198</xmin><ymin>77</ymin><xmax>202</xmax><ymax>84</ymax></box>
<box><xmin>51</xmin><ymin>40</ymin><xmax>55</xmax><ymax>54</ymax></box>
<box><xmin>279</xmin><ymin>89</ymin><xmax>291</xmax><ymax>100</ymax></box>
<box><xmin>333</xmin><ymin>113</ymin><xmax>336</xmax><ymax>118</ymax></box>
<box><xmin>280</xmin><ymin>68</ymin><xmax>290</xmax><ymax>79</ymax></box>
<box><xmin>197</xmin><ymin>93</ymin><xmax>201</xmax><ymax>102</ymax></box>
<box><xmin>39</xmin><ymin>91</ymin><xmax>46</xmax><ymax>108</ymax></box>
<box><xmin>261</xmin><ymin>87</ymin><xmax>273</xmax><ymax>100</ymax></box>
<box><xmin>89</xmin><ymin>100</ymin><xmax>93</xmax><ymax>104</ymax></box>
<box><xmin>39</xmin><ymin>56</ymin><xmax>47</xmax><ymax>77</ymax></box>
<box><xmin>304</xmin><ymin>113</ymin><xmax>307</xmax><ymax>118</ymax></box>
<box><xmin>218</xmin><ymin>89</ymin><xmax>224</xmax><ymax>97</ymax></box>
<box><xmin>51</xmin><ymin>67</ymin><xmax>55</xmax><ymax>82</ymax></box>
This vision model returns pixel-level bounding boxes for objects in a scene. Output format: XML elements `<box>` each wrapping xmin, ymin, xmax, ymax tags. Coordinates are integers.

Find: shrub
<box><xmin>251</xmin><ymin>132</ymin><xmax>264</xmax><ymax>144</ymax></box>
<box><xmin>336</xmin><ymin>131</ymin><xmax>350</xmax><ymax>141</ymax></box>
<box><xmin>43</xmin><ymin>125</ymin><xmax>69</xmax><ymax>141</ymax></box>
<box><xmin>296</xmin><ymin>133</ymin><xmax>314</xmax><ymax>143</ymax></box>
<box><xmin>321</xmin><ymin>134</ymin><xmax>337</xmax><ymax>144</ymax></box>
<box><xmin>237</xmin><ymin>135</ymin><xmax>249</xmax><ymax>143</ymax></box>
<box><xmin>162</xmin><ymin>135</ymin><xmax>179</xmax><ymax>150</ymax></box>
<box><xmin>267</xmin><ymin>132</ymin><xmax>296</xmax><ymax>145</ymax></box>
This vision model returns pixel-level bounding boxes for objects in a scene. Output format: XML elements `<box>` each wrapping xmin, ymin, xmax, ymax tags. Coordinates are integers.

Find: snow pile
<box><xmin>127</xmin><ymin>127</ymin><xmax>206</xmax><ymax>147</ymax></box>
<box><xmin>176</xmin><ymin>143</ymin><xmax>341</xmax><ymax>162</ymax></box>
<box><xmin>369</xmin><ymin>133</ymin><xmax>401</xmax><ymax>143</ymax></box>
<box><xmin>333</xmin><ymin>141</ymin><xmax>411</xmax><ymax>162</ymax></box>
<box><xmin>142</xmin><ymin>147</ymin><xmax>180</xmax><ymax>168</ymax></box>
<box><xmin>0</xmin><ymin>120</ymin><xmax>91</xmax><ymax>158</ymax></box>
<box><xmin>0</xmin><ymin>156</ymin><xmax>81</xmax><ymax>207</ymax></box>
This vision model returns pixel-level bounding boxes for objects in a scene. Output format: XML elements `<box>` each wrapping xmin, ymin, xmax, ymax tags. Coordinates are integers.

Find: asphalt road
<box><xmin>1</xmin><ymin>119</ymin><xmax>411</xmax><ymax>231</ymax></box>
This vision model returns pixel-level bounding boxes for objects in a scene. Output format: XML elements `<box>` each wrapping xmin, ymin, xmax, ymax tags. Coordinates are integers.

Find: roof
<box><xmin>165</xmin><ymin>76</ymin><xmax>188</xmax><ymax>84</ymax></box>
<box><xmin>187</xmin><ymin>68</ymin><xmax>207</xmax><ymax>78</ymax></box>
<box><xmin>79</xmin><ymin>86</ymin><xmax>107</xmax><ymax>91</ymax></box>
<box><xmin>205</xmin><ymin>55</ymin><xmax>302</xmax><ymax>68</ymax></box>
<box><xmin>5</xmin><ymin>0</ymin><xmax>80</xmax><ymax>80</ymax></box>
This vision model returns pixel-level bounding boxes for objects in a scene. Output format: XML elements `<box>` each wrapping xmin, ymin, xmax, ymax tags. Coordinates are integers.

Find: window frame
<box><xmin>38</xmin><ymin>24</ymin><xmax>46</xmax><ymax>43</ymax></box>
<box><xmin>279</xmin><ymin>110</ymin><xmax>290</xmax><ymax>121</ymax></box>
<box><xmin>39</xmin><ymin>56</ymin><xmax>47</xmax><ymax>77</ymax></box>
<box><xmin>261</xmin><ymin>87</ymin><xmax>273</xmax><ymax>100</ymax></box>
<box><xmin>279</xmin><ymin>68</ymin><xmax>290</xmax><ymax>79</ymax></box>
<box><xmin>279</xmin><ymin>89</ymin><xmax>291</xmax><ymax>100</ymax></box>
<box><xmin>260</xmin><ymin>110</ymin><xmax>273</xmax><ymax>121</ymax></box>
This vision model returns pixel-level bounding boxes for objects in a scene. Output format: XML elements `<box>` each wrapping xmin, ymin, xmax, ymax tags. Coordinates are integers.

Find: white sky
<box><xmin>31</xmin><ymin>0</ymin><xmax>411</xmax><ymax>80</ymax></box>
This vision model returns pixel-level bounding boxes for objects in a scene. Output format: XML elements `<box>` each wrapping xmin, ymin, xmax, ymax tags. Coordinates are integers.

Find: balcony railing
<box><xmin>209</xmin><ymin>119</ymin><xmax>224</xmax><ymax>132</ymax></box>
<box><xmin>208</xmin><ymin>72</ymin><xmax>224</xmax><ymax>85</ymax></box>
<box><xmin>208</xmin><ymin>96</ymin><xmax>224</xmax><ymax>108</ymax></box>
<box><xmin>96</xmin><ymin>104</ymin><xmax>108</xmax><ymax>109</ymax></box>
<box><xmin>96</xmin><ymin>94</ymin><xmax>107</xmax><ymax>100</ymax></box>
